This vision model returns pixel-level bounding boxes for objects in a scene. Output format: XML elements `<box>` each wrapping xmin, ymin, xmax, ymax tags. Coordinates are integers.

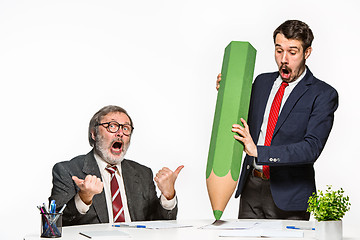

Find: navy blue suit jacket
<box><xmin>234</xmin><ymin>67</ymin><xmax>338</xmax><ymax>211</ymax></box>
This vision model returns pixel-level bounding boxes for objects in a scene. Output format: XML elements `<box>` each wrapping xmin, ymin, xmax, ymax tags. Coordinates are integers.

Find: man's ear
<box><xmin>304</xmin><ymin>46</ymin><xmax>312</xmax><ymax>60</ymax></box>
<box><xmin>91</xmin><ymin>130</ymin><xmax>96</xmax><ymax>141</ymax></box>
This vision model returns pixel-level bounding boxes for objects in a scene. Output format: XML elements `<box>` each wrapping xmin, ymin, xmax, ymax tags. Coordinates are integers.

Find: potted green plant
<box><xmin>307</xmin><ymin>185</ymin><xmax>351</xmax><ymax>240</ymax></box>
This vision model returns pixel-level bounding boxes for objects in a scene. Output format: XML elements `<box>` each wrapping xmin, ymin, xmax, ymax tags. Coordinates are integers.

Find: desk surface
<box><xmin>24</xmin><ymin>219</ymin><xmax>359</xmax><ymax>240</ymax></box>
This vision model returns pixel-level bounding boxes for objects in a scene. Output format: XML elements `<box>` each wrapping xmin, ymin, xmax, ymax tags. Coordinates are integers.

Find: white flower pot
<box><xmin>315</xmin><ymin>220</ymin><xmax>342</xmax><ymax>240</ymax></box>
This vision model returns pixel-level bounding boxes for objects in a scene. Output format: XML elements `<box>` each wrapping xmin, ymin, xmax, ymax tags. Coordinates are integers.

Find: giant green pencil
<box><xmin>206</xmin><ymin>41</ymin><xmax>256</xmax><ymax>220</ymax></box>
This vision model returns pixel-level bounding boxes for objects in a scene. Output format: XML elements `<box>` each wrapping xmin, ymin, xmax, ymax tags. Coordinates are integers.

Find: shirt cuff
<box><xmin>160</xmin><ymin>194</ymin><xmax>177</xmax><ymax>210</ymax></box>
<box><xmin>75</xmin><ymin>193</ymin><xmax>91</xmax><ymax>214</ymax></box>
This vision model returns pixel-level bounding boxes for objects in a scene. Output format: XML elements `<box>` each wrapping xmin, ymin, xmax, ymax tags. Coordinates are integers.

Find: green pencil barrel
<box><xmin>206</xmin><ymin>41</ymin><xmax>256</xmax><ymax>181</ymax></box>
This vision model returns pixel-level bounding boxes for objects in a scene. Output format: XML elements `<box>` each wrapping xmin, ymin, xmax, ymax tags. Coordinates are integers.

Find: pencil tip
<box><xmin>214</xmin><ymin>210</ymin><xmax>223</xmax><ymax>220</ymax></box>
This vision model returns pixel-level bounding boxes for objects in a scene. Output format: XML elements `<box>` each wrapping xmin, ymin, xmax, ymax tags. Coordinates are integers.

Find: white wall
<box><xmin>1</xmin><ymin>0</ymin><xmax>359</xmax><ymax>239</ymax></box>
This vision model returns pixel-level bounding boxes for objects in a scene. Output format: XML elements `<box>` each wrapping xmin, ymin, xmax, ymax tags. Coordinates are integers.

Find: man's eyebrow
<box><xmin>275</xmin><ymin>44</ymin><xmax>300</xmax><ymax>50</ymax></box>
<box><xmin>289</xmin><ymin>46</ymin><xmax>300</xmax><ymax>50</ymax></box>
<box><xmin>108</xmin><ymin>119</ymin><xmax>131</xmax><ymax>125</ymax></box>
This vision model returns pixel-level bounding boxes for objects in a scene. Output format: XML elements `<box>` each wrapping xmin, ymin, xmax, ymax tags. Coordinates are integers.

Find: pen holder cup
<box><xmin>40</xmin><ymin>212</ymin><xmax>63</xmax><ymax>238</ymax></box>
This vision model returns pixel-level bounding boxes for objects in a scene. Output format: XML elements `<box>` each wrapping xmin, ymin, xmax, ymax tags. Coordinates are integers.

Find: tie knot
<box><xmin>281</xmin><ymin>81</ymin><xmax>289</xmax><ymax>88</ymax></box>
<box><xmin>106</xmin><ymin>165</ymin><xmax>117</xmax><ymax>175</ymax></box>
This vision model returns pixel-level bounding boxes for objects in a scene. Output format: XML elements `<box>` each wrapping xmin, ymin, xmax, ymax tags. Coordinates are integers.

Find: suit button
<box><xmin>246</xmin><ymin>165</ymin><xmax>250</xmax><ymax>170</ymax></box>
<box><xmin>269</xmin><ymin>158</ymin><xmax>273</xmax><ymax>162</ymax></box>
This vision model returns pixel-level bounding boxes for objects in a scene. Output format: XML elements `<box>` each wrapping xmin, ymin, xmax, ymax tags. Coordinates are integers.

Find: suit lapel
<box><xmin>252</xmin><ymin>73</ymin><xmax>278</xmax><ymax>143</ymax></box>
<box><xmin>274</xmin><ymin>69</ymin><xmax>313</xmax><ymax>136</ymax></box>
<box><xmin>82</xmin><ymin>151</ymin><xmax>109</xmax><ymax>223</ymax></box>
<box><xmin>121</xmin><ymin>160</ymin><xmax>141</xmax><ymax>220</ymax></box>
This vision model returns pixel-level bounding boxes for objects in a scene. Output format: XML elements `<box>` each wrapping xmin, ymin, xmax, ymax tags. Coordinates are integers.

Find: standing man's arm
<box><xmin>233</xmin><ymin>84</ymin><xmax>338</xmax><ymax>166</ymax></box>
<box><xmin>257</xmin><ymin>85</ymin><xmax>338</xmax><ymax>166</ymax></box>
<box><xmin>232</xmin><ymin>118</ymin><xmax>258</xmax><ymax>157</ymax></box>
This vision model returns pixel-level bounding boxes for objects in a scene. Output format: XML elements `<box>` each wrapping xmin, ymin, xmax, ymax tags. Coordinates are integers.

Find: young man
<box><xmin>217</xmin><ymin>20</ymin><xmax>338</xmax><ymax>219</ymax></box>
<box><xmin>49</xmin><ymin>105</ymin><xmax>183</xmax><ymax>225</ymax></box>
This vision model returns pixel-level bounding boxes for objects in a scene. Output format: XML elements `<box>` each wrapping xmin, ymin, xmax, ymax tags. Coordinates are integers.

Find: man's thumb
<box><xmin>72</xmin><ymin>176</ymin><xmax>84</xmax><ymax>186</ymax></box>
<box><xmin>174</xmin><ymin>165</ymin><xmax>184</xmax><ymax>176</ymax></box>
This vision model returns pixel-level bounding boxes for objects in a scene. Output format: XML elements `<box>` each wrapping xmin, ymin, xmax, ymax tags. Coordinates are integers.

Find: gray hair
<box><xmin>88</xmin><ymin>105</ymin><xmax>134</xmax><ymax>147</ymax></box>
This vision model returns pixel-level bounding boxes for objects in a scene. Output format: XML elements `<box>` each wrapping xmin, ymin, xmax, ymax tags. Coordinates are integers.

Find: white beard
<box><xmin>94</xmin><ymin>134</ymin><xmax>130</xmax><ymax>165</ymax></box>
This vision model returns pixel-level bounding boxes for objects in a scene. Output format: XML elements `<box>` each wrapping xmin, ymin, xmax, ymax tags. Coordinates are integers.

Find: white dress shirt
<box><xmin>74</xmin><ymin>152</ymin><xmax>177</xmax><ymax>222</ymax></box>
<box><xmin>253</xmin><ymin>69</ymin><xmax>306</xmax><ymax>170</ymax></box>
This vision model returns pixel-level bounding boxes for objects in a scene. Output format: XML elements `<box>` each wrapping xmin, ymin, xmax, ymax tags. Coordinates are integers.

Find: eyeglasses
<box><xmin>96</xmin><ymin>121</ymin><xmax>134</xmax><ymax>136</ymax></box>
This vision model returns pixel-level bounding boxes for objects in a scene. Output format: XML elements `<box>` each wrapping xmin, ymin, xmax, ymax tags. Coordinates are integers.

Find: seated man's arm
<box><xmin>49</xmin><ymin>162</ymin><xmax>103</xmax><ymax>226</ymax></box>
<box><xmin>152</xmin><ymin>165</ymin><xmax>183</xmax><ymax>219</ymax></box>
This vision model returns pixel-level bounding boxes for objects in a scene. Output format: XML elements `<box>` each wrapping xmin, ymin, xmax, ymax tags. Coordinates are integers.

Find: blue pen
<box><xmin>112</xmin><ymin>224</ymin><xmax>146</xmax><ymax>228</ymax></box>
<box><xmin>50</xmin><ymin>204</ymin><xmax>67</xmax><ymax>225</ymax></box>
<box><xmin>50</xmin><ymin>200</ymin><xmax>56</xmax><ymax>213</ymax></box>
<box><xmin>286</xmin><ymin>226</ymin><xmax>315</xmax><ymax>230</ymax></box>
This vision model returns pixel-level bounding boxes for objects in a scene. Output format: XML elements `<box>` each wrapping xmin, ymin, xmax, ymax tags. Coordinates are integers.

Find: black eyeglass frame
<box><xmin>95</xmin><ymin>121</ymin><xmax>134</xmax><ymax>136</ymax></box>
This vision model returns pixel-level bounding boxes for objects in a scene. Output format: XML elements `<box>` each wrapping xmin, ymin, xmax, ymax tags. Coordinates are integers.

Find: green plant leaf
<box><xmin>307</xmin><ymin>185</ymin><xmax>351</xmax><ymax>221</ymax></box>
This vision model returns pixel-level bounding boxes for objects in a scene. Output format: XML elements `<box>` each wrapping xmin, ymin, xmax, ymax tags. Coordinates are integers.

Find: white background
<box><xmin>1</xmin><ymin>0</ymin><xmax>359</xmax><ymax>239</ymax></box>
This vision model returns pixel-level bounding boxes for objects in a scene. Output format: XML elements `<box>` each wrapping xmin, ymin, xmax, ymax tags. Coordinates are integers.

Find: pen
<box><xmin>59</xmin><ymin>203</ymin><xmax>67</xmax><ymax>213</ymax></box>
<box><xmin>79</xmin><ymin>232</ymin><xmax>92</xmax><ymax>239</ymax></box>
<box><xmin>42</xmin><ymin>203</ymin><xmax>48</xmax><ymax>213</ymax></box>
<box><xmin>50</xmin><ymin>204</ymin><xmax>67</xmax><ymax>224</ymax></box>
<box><xmin>50</xmin><ymin>200</ymin><xmax>56</xmax><ymax>214</ymax></box>
<box><xmin>286</xmin><ymin>226</ymin><xmax>315</xmax><ymax>230</ymax></box>
<box><xmin>41</xmin><ymin>203</ymin><xmax>48</xmax><ymax>214</ymax></box>
<box><xmin>112</xmin><ymin>224</ymin><xmax>146</xmax><ymax>228</ymax></box>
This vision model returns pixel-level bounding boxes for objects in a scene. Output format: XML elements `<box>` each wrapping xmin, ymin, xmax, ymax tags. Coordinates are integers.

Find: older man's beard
<box><xmin>94</xmin><ymin>134</ymin><xmax>130</xmax><ymax>165</ymax></box>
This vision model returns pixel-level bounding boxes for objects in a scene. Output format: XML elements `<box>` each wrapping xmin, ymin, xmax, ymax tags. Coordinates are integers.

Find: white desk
<box><xmin>24</xmin><ymin>219</ymin><xmax>359</xmax><ymax>240</ymax></box>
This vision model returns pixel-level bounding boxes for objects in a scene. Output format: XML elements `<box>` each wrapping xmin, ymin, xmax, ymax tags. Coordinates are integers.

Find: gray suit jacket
<box><xmin>49</xmin><ymin>150</ymin><xmax>177</xmax><ymax>226</ymax></box>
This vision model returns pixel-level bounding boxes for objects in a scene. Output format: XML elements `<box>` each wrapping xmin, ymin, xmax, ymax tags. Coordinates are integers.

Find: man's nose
<box><xmin>115</xmin><ymin>127</ymin><xmax>124</xmax><ymax>137</ymax></box>
<box><xmin>281</xmin><ymin>52</ymin><xmax>288</xmax><ymax>64</ymax></box>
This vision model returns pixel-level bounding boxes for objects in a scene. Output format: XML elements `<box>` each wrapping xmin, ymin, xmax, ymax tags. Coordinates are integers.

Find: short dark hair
<box><xmin>88</xmin><ymin>105</ymin><xmax>134</xmax><ymax>147</ymax></box>
<box><xmin>273</xmin><ymin>20</ymin><xmax>314</xmax><ymax>51</ymax></box>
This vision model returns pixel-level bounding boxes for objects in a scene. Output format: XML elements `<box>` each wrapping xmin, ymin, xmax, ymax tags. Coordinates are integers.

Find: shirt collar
<box><xmin>93</xmin><ymin>150</ymin><xmax>122</xmax><ymax>176</ymax></box>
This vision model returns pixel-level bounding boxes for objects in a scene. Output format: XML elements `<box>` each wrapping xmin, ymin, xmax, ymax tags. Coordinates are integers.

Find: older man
<box><xmin>49</xmin><ymin>105</ymin><xmax>183</xmax><ymax>226</ymax></box>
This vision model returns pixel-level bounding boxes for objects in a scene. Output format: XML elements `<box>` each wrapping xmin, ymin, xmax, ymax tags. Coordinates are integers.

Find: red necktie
<box><xmin>106</xmin><ymin>166</ymin><xmax>125</xmax><ymax>222</ymax></box>
<box><xmin>263</xmin><ymin>81</ymin><xmax>289</xmax><ymax>179</ymax></box>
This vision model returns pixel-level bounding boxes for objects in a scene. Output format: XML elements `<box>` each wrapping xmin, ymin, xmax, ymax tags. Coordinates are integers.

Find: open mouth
<box><xmin>111</xmin><ymin>141</ymin><xmax>123</xmax><ymax>155</ymax></box>
<box><xmin>280</xmin><ymin>66</ymin><xmax>291</xmax><ymax>79</ymax></box>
